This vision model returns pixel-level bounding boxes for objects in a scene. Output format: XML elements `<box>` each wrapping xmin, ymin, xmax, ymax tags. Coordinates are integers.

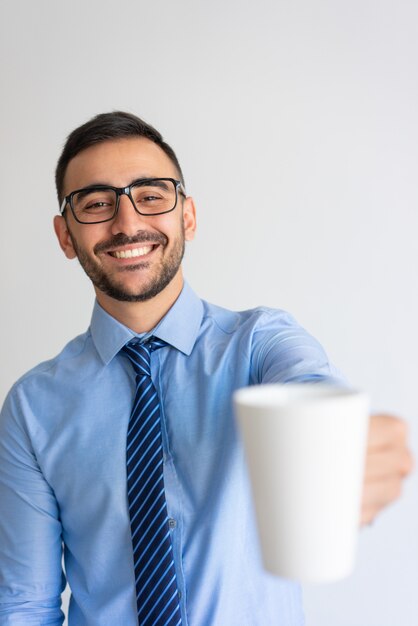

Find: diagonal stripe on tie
<box><xmin>127</xmin><ymin>430</ymin><xmax>161</xmax><ymax>480</ymax></box>
<box><xmin>127</xmin><ymin>447</ymin><xmax>161</xmax><ymax>497</ymax></box>
<box><xmin>127</xmin><ymin>411</ymin><xmax>160</xmax><ymax>468</ymax></box>
<box><xmin>127</xmin><ymin>409</ymin><xmax>160</xmax><ymax>463</ymax></box>
<box><xmin>134</xmin><ymin>520</ymin><xmax>169</xmax><ymax>563</ymax></box>
<box><xmin>143</xmin><ymin>563</ymin><xmax>176</xmax><ymax>606</ymax></box>
<box><xmin>142</xmin><ymin>578</ymin><xmax>178</xmax><ymax>623</ymax></box>
<box><xmin>130</xmin><ymin>480</ymin><xmax>164</xmax><ymax>524</ymax></box>
<box><xmin>131</xmin><ymin>384</ymin><xmax>158</xmax><ymax>419</ymax></box>
<box><xmin>122</xmin><ymin>338</ymin><xmax>182</xmax><ymax>626</ymax></box>
<box><xmin>136</xmin><ymin>544</ymin><xmax>172</xmax><ymax>589</ymax></box>
<box><xmin>129</xmin><ymin>461</ymin><xmax>164</xmax><ymax>513</ymax></box>
<box><xmin>131</xmin><ymin>496</ymin><xmax>166</xmax><ymax>540</ymax></box>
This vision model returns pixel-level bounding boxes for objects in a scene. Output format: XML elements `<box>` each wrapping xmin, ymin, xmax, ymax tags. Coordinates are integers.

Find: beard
<box><xmin>68</xmin><ymin>227</ymin><xmax>185</xmax><ymax>302</ymax></box>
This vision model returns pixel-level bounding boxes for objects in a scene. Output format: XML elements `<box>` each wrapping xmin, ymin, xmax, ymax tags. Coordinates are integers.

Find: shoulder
<box><xmin>199</xmin><ymin>298</ymin><xmax>344</xmax><ymax>385</ymax></box>
<box><xmin>19</xmin><ymin>329</ymin><xmax>92</xmax><ymax>382</ymax></box>
<box><xmin>1</xmin><ymin>329</ymin><xmax>93</xmax><ymax>412</ymax></box>
<box><xmin>200</xmin><ymin>300</ymin><xmax>297</xmax><ymax>336</ymax></box>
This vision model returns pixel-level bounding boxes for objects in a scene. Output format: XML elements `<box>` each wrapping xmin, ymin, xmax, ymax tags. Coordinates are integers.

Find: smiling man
<box><xmin>54</xmin><ymin>134</ymin><xmax>196</xmax><ymax>333</ymax></box>
<box><xmin>0</xmin><ymin>111</ymin><xmax>413</xmax><ymax>626</ymax></box>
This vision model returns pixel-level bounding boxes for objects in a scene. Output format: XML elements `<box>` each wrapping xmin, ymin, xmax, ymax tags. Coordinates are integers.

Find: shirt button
<box><xmin>178</xmin><ymin>590</ymin><xmax>182</xmax><ymax>600</ymax></box>
<box><xmin>168</xmin><ymin>518</ymin><xmax>177</xmax><ymax>529</ymax></box>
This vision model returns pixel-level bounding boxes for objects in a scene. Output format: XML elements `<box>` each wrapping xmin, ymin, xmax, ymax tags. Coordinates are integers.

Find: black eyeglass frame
<box><xmin>59</xmin><ymin>177</ymin><xmax>187</xmax><ymax>224</ymax></box>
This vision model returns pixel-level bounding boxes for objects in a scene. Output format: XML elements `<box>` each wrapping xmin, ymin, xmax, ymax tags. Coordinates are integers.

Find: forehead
<box><xmin>63</xmin><ymin>137</ymin><xmax>178</xmax><ymax>193</ymax></box>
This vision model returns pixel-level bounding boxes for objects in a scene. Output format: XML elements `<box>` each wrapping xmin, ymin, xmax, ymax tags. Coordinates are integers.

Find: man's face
<box><xmin>54</xmin><ymin>137</ymin><xmax>196</xmax><ymax>304</ymax></box>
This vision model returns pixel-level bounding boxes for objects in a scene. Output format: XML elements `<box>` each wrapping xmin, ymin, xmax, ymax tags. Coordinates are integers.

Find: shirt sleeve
<box><xmin>0</xmin><ymin>385</ymin><xmax>66</xmax><ymax>625</ymax></box>
<box><xmin>250</xmin><ymin>309</ymin><xmax>347</xmax><ymax>385</ymax></box>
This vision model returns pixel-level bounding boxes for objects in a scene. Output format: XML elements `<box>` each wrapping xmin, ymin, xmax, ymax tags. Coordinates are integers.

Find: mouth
<box><xmin>108</xmin><ymin>245</ymin><xmax>157</xmax><ymax>259</ymax></box>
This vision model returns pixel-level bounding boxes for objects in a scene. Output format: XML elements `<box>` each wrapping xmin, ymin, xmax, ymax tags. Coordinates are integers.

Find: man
<box><xmin>0</xmin><ymin>111</ymin><xmax>413</xmax><ymax>625</ymax></box>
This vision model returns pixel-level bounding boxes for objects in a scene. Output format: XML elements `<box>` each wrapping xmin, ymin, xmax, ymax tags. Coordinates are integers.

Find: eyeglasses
<box><xmin>60</xmin><ymin>177</ymin><xmax>186</xmax><ymax>224</ymax></box>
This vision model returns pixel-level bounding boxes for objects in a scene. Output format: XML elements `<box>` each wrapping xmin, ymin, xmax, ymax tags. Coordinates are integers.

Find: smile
<box><xmin>109</xmin><ymin>246</ymin><xmax>156</xmax><ymax>259</ymax></box>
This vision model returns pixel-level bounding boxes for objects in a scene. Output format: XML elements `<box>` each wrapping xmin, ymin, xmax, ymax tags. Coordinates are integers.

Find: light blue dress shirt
<box><xmin>0</xmin><ymin>282</ymin><xmax>343</xmax><ymax>625</ymax></box>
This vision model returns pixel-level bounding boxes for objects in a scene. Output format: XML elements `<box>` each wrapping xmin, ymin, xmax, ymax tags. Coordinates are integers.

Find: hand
<box><xmin>361</xmin><ymin>414</ymin><xmax>414</xmax><ymax>525</ymax></box>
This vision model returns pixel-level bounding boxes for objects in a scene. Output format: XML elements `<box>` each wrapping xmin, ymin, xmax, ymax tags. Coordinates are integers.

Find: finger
<box><xmin>364</xmin><ymin>447</ymin><xmax>414</xmax><ymax>480</ymax></box>
<box><xmin>360</xmin><ymin>508</ymin><xmax>377</xmax><ymax>526</ymax></box>
<box><xmin>362</xmin><ymin>477</ymin><xmax>403</xmax><ymax>511</ymax></box>
<box><xmin>367</xmin><ymin>414</ymin><xmax>409</xmax><ymax>449</ymax></box>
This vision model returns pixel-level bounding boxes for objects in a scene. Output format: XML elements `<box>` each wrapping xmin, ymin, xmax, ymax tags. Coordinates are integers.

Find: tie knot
<box><xmin>122</xmin><ymin>337</ymin><xmax>166</xmax><ymax>378</ymax></box>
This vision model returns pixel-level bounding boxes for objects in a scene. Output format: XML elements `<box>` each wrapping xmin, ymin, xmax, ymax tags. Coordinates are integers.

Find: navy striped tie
<box><xmin>122</xmin><ymin>338</ymin><xmax>182</xmax><ymax>626</ymax></box>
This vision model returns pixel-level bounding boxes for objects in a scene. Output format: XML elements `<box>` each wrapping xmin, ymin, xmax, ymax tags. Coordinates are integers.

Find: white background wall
<box><xmin>1</xmin><ymin>1</ymin><xmax>417</xmax><ymax>624</ymax></box>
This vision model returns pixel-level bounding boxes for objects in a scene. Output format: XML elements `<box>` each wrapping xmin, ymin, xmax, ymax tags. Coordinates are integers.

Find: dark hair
<box><xmin>55</xmin><ymin>111</ymin><xmax>185</xmax><ymax>204</ymax></box>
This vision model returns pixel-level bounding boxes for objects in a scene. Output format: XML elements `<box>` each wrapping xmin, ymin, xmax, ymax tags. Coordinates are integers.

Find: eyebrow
<box><xmin>130</xmin><ymin>178</ymin><xmax>171</xmax><ymax>190</ymax></box>
<box><xmin>73</xmin><ymin>185</ymin><xmax>111</xmax><ymax>200</ymax></box>
<box><xmin>71</xmin><ymin>177</ymin><xmax>172</xmax><ymax>196</ymax></box>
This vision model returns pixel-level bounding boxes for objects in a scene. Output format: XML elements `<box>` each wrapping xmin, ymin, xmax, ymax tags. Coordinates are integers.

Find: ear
<box><xmin>53</xmin><ymin>215</ymin><xmax>78</xmax><ymax>259</ymax></box>
<box><xmin>182</xmin><ymin>196</ymin><xmax>197</xmax><ymax>242</ymax></box>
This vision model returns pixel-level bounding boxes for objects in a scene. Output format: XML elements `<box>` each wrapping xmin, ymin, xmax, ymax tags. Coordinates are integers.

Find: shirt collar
<box><xmin>90</xmin><ymin>281</ymin><xmax>204</xmax><ymax>365</ymax></box>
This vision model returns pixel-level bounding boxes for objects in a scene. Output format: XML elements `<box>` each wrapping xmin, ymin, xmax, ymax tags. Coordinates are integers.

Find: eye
<box><xmin>84</xmin><ymin>201</ymin><xmax>112</xmax><ymax>210</ymax></box>
<box><xmin>132</xmin><ymin>188</ymin><xmax>166</xmax><ymax>204</ymax></box>
<box><xmin>130</xmin><ymin>182</ymin><xmax>174</xmax><ymax>213</ymax></box>
<box><xmin>141</xmin><ymin>194</ymin><xmax>161</xmax><ymax>203</ymax></box>
<box><xmin>73</xmin><ymin>189</ymin><xmax>116</xmax><ymax>214</ymax></box>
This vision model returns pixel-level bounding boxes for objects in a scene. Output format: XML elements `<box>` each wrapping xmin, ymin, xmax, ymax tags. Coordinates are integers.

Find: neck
<box><xmin>95</xmin><ymin>271</ymin><xmax>184</xmax><ymax>333</ymax></box>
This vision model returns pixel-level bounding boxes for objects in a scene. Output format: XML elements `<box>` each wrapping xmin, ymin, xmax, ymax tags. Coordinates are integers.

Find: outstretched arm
<box><xmin>251</xmin><ymin>310</ymin><xmax>414</xmax><ymax>525</ymax></box>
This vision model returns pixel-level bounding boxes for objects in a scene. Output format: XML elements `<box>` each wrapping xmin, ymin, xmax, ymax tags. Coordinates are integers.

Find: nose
<box><xmin>110</xmin><ymin>190</ymin><xmax>149</xmax><ymax>236</ymax></box>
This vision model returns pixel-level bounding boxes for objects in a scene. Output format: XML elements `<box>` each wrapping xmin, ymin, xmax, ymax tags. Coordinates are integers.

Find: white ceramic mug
<box><xmin>234</xmin><ymin>383</ymin><xmax>370</xmax><ymax>583</ymax></box>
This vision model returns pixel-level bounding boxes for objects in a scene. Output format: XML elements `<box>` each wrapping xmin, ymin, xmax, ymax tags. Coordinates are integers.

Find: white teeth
<box><xmin>113</xmin><ymin>246</ymin><xmax>153</xmax><ymax>259</ymax></box>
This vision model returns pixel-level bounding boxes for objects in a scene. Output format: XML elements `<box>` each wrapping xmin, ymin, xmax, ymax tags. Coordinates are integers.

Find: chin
<box><xmin>97</xmin><ymin>272</ymin><xmax>179</xmax><ymax>303</ymax></box>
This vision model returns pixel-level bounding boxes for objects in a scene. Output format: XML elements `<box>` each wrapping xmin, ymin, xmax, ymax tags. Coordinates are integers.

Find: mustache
<box><xmin>94</xmin><ymin>231</ymin><xmax>168</xmax><ymax>254</ymax></box>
